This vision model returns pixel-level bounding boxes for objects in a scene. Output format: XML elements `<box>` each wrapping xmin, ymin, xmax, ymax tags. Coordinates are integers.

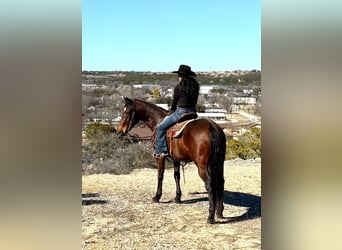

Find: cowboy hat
<box><xmin>172</xmin><ymin>64</ymin><xmax>196</xmax><ymax>77</ymax></box>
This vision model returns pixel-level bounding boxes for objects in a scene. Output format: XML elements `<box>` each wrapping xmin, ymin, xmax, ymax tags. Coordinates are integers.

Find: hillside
<box><xmin>82</xmin><ymin>159</ymin><xmax>261</xmax><ymax>249</ymax></box>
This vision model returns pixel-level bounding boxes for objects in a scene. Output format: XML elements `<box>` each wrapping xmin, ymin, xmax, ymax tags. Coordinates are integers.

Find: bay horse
<box><xmin>117</xmin><ymin>97</ymin><xmax>226</xmax><ymax>223</ymax></box>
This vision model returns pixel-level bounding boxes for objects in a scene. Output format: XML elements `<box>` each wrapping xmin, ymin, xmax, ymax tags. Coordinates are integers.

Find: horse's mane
<box><xmin>133</xmin><ymin>98</ymin><xmax>168</xmax><ymax>113</ymax></box>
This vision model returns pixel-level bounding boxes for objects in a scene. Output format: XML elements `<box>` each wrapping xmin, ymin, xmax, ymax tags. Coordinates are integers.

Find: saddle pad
<box><xmin>167</xmin><ymin>119</ymin><xmax>195</xmax><ymax>138</ymax></box>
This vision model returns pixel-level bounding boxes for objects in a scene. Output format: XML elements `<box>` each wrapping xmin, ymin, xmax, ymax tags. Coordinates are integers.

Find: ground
<box><xmin>82</xmin><ymin>158</ymin><xmax>261</xmax><ymax>250</ymax></box>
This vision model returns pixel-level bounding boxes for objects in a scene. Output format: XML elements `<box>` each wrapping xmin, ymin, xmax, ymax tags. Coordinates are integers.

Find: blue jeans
<box><xmin>155</xmin><ymin>107</ymin><xmax>196</xmax><ymax>154</ymax></box>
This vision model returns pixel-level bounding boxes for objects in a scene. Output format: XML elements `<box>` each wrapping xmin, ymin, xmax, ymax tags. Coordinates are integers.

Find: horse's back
<box><xmin>175</xmin><ymin>118</ymin><xmax>223</xmax><ymax>161</ymax></box>
<box><xmin>186</xmin><ymin>118</ymin><xmax>225</xmax><ymax>154</ymax></box>
<box><xmin>183</xmin><ymin>118</ymin><xmax>212</xmax><ymax>137</ymax></box>
<box><xmin>184</xmin><ymin>118</ymin><xmax>222</xmax><ymax>135</ymax></box>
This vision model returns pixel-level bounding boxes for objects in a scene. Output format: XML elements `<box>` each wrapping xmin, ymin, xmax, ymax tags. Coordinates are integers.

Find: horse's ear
<box><xmin>123</xmin><ymin>96</ymin><xmax>132</xmax><ymax>104</ymax></box>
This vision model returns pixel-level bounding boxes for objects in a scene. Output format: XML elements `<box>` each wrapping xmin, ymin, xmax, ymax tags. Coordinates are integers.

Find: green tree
<box><xmin>152</xmin><ymin>87</ymin><xmax>161</xmax><ymax>98</ymax></box>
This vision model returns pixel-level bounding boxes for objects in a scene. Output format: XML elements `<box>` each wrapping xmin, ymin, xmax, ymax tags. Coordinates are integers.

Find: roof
<box><xmin>130</xmin><ymin>127</ymin><xmax>152</xmax><ymax>138</ymax></box>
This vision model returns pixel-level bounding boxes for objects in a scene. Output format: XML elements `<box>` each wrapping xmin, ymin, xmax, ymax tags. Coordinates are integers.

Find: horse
<box><xmin>117</xmin><ymin>97</ymin><xmax>226</xmax><ymax>223</ymax></box>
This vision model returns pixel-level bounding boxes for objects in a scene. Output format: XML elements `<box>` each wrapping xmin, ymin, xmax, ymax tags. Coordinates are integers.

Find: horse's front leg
<box><xmin>152</xmin><ymin>157</ymin><xmax>166</xmax><ymax>203</ymax></box>
<box><xmin>173</xmin><ymin>160</ymin><xmax>182</xmax><ymax>203</ymax></box>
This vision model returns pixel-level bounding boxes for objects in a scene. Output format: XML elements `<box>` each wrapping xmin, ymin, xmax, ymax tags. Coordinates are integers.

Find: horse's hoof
<box><xmin>174</xmin><ymin>198</ymin><xmax>182</xmax><ymax>204</ymax></box>
<box><xmin>216</xmin><ymin>214</ymin><xmax>224</xmax><ymax>219</ymax></box>
<box><xmin>207</xmin><ymin>218</ymin><xmax>215</xmax><ymax>224</ymax></box>
<box><xmin>152</xmin><ymin>196</ymin><xmax>160</xmax><ymax>203</ymax></box>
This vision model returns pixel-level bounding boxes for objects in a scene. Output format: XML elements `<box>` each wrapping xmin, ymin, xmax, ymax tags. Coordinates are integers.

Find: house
<box><xmin>130</xmin><ymin>127</ymin><xmax>152</xmax><ymax>142</ymax></box>
<box><xmin>197</xmin><ymin>112</ymin><xmax>227</xmax><ymax>121</ymax></box>
<box><xmin>156</xmin><ymin>104</ymin><xmax>169</xmax><ymax>110</ymax></box>
<box><xmin>199</xmin><ymin>85</ymin><xmax>214</xmax><ymax>94</ymax></box>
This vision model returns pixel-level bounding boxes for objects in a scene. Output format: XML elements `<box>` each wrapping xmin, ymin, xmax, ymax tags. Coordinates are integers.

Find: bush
<box><xmin>85</xmin><ymin>122</ymin><xmax>116</xmax><ymax>138</ymax></box>
<box><xmin>82</xmin><ymin>124</ymin><xmax>156</xmax><ymax>175</ymax></box>
<box><xmin>240</xmin><ymin>127</ymin><xmax>261</xmax><ymax>156</ymax></box>
<box><xmin>226</xmin><ymin>127</ymin><xmax>261</xmax><ymax>160</ymax></box>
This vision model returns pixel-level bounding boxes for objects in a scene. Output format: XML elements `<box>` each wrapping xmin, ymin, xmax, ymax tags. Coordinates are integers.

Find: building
<box><xmin>197</xmin><ymin>112</ymin><xmax>227</xmax><ymax>121</ymax></box>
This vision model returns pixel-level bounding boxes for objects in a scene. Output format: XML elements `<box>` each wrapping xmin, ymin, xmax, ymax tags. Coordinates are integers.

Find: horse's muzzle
<box><xmin>117</xmin><ymin>125</ymin><xmax>128</xmax><ymax>134</ymax></box>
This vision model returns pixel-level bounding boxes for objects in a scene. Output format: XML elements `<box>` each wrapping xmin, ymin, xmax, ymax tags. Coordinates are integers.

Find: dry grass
<box><xmin>82</xmin><ymin>159</ymin><xmax>261</xmax><ymax>250</ymax></box>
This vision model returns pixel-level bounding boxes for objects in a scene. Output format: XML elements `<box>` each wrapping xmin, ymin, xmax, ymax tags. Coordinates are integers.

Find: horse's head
<box><xmin>117</xmin><ymin>96</ymin><xmax>140</xmax><ymax>134</ymax></box>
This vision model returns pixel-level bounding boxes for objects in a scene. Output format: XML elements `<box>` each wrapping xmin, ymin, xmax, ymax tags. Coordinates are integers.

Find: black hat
<box><xmin>172</xmin><ymin>64</ymin><xmax>196</xmax><ymax>77</ymax></box>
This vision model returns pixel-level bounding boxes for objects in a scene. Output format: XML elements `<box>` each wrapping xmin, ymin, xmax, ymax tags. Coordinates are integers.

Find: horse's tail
<box><xmin>207</xmin><ymin>121</ymin><xmax>226</xmax><ymax>216</ymax></box>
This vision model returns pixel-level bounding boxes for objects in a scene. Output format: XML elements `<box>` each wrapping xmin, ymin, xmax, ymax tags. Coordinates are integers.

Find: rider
<box><xmin>154</xmin><ymin>64</ymin><xmax>200</xmax><ymax>158</ymax></box>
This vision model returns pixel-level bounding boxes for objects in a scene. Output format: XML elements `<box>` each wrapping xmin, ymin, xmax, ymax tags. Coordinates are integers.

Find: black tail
<box><xmin>207</xmin><ymin>121</ymin><xmax>226</xmax><ymax>217</ymax></box>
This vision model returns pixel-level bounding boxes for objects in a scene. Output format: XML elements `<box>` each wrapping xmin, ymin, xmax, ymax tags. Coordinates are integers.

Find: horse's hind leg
<box><xmin>173</xmin><ymin>161</ymin><xmax>182</xmax><ymax>203</ymax></box>
<box><xmin>216</xmin><ymin>162</ymin><xmax>225</xmax><ymax>218</ymax></box>
<box><xmin>216</xmin><ymin>183</ymin><xmax>224</xmax><ymax>219</ymax></box>
<box><xmin>152</xmin><ymin>157</ymin><xmax>165</xmax><ymax>203</ymax></box>
<box><xmin>205</xmin><ymin>179</ymin><xmax>216</xmax><ymax>224</ymax></box>
<box><xmin>198</xmin><ymin>166</ymin><xmax>215</xmax><ymax>224</ymax></box>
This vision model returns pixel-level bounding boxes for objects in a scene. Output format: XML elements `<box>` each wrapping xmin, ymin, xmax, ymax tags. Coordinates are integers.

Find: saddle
<box><xmin>166</xmin><ymin>112</ymin><xmax>198</xmax><ymax>138</ymax></box>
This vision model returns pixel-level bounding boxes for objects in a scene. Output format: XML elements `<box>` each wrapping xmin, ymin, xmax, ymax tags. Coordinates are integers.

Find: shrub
<box><xmin>85</xmin><ymin>122</ymin><xmax>116</xmax><ymax>138</ymax></box>
<box><xmin>82</xmin><ymin>124</ymin><xmax>156</xmax><ymax>175</ymax></box>
<box><xmin>226</xmin><ymin>127</ymin><xmax>261</xmax><ymax>160</ymax></box>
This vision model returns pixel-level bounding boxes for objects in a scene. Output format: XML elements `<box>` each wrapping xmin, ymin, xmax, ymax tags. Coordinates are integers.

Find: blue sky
<box><xmin>82</xmin><ymin>0</ymin><xmax>260</xmax><ymax>72</ymax></box>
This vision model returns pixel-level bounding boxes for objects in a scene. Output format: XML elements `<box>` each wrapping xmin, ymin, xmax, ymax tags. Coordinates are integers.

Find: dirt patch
<box><xmin>82</xmin><ymin>159</ymin><xmax>261</xmax><ymax>249</ymax></box>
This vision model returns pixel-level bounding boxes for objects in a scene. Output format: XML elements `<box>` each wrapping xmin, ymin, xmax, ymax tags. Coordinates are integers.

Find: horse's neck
<box><xmin>146</xmin><ymin>111</ymin><xmax>166</xmax><ymax>131</ymax></box>
<box><xmin>135</xmin><ymin>102</ymin><xmax>166</xmax><ymax>131</ymax></box>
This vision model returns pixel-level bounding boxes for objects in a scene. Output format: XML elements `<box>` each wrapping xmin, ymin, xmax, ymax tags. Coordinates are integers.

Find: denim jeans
<box><xmin>155</xmin><ymin>107</ymin><xmax>196</xmax><ymax>154</ymax></box>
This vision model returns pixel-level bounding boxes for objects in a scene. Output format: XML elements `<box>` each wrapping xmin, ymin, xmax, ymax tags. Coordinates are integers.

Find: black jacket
<box><xmin>170</xmin><ymin>79</ymin><xmax>199</xmax><ymax>111</ymax></box>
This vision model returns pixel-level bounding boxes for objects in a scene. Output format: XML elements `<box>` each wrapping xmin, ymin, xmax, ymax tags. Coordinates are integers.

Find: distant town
<box><xmin>82</xmin><ymin>70</ymin><xmax>261</xmax><ymax>140</ymax></box>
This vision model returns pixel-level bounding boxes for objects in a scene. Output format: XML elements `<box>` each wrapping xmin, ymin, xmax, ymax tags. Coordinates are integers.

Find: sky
<box><xmin>82</xmin><ymin>0</ymin><xmax>260</xmax><ymax>72</ymax></box>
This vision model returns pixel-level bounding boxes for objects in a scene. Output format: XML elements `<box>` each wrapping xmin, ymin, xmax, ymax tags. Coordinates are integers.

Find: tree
<box><xmin>216</xmin><ymin>95</ymin><xmax>233</xmax><ymax>113</ymax></box>
<box><xmin>152</xmin><ymin>87</ymin><xmax>161</xmax><ymax>99</ymax></box>
<box><xmin>196</xmin><ymin>104</ymin><xmax>206</xmax><ymax>112</ymax></box>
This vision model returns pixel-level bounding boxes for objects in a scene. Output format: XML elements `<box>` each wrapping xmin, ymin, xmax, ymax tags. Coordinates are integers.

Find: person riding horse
<box><xmin>154</xmin><ymin>64</ymin><xmax>200</xmax><ymax>158</ymax></box>
<box><xmin>118</xmin><ymin>96</ymin><xmax>226</xmax><ymax>223</ymax></box>
<box><xmin>117</xmin><ymin>65</ymin><xmax>226</xmax><ymax>223</ymax></box>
